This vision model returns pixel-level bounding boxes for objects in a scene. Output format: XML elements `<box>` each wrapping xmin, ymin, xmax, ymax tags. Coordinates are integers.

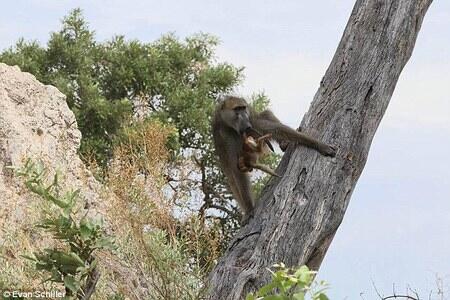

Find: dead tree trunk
<box><xmin>207</xmin><ymin>0</ymin><xmax>433</xmax><ymax>298</ymax></box>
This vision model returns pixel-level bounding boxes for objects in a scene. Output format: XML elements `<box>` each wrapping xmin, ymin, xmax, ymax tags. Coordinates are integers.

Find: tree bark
<box><xmin>207</xmin><ymin>0</ymin><xmax>433</xmax><ymax>298</ymax></box>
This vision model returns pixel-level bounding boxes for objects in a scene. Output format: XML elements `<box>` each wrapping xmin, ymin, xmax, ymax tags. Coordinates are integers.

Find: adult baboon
<box><xmin>212</xmin><ymin>96</ymin><xmax>336</xmax><ymax>218</ymax></box>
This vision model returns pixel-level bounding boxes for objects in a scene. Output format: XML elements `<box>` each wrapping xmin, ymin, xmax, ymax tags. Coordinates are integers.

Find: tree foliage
<box><xmin>0</xmin><ymin>8</ymin><xmax>276</xmax><ymax>243</ymax></box>
<box><xmin>0</xmin><ymin>8</ymin><xmax>241</xmax><ymax>166</ymax></box>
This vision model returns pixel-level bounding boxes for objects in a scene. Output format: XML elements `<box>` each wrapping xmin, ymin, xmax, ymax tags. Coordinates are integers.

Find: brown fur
<box><xmin>238</xmin><ymin>133</ymin><xmax>280</xmax><ymax>178</ymax></box>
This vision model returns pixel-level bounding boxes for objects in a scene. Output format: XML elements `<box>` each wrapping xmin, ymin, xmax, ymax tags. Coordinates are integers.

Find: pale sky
<box><xmin>1</xmin><ymin>1</ymin><xmax>449</xmax><ymax>298</ymax></box>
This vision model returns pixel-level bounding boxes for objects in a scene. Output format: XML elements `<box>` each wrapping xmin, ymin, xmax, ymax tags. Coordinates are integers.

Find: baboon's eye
<box><xmin>233</xmin><ymin>106</ymin><xmax>246</xmax><ymax>111</ymax></box>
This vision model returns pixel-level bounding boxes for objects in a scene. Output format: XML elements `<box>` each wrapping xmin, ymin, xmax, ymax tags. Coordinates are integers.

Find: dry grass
<box><xmin>0</xmin><ymin>120</ymin><xmax>222</xmax><ymax>300</ymax></box>
<box><xmin>107</xmin><ymin>120</ymin><xmax>176</xmax><ymax>237</ymax></box>
<box><xmin>0</xmin><ymin>170</ymin><xmax>70</xmax><ymax>295</ymax></box>
<box><xmin>104</xmin><ymin>120</ymin><xmax>223</xmax><ymax>299</ymax></box>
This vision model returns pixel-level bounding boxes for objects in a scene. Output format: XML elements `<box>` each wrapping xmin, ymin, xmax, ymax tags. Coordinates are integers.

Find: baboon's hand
<box><xmin>279</xmin><ymin>140</ymin><xmax>290</xmax><ymax>152</ymax></box>
<box><xmin>320</xmin><ymin>144</ymin><xmax>337</xmax><ymax>157</ymax></box>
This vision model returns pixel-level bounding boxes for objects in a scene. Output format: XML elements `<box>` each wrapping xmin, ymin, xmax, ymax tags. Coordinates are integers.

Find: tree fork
<box><xmin>207</xmin><ymin>0</ymin><xmax>433</xmax><ymax>298</ymax></box>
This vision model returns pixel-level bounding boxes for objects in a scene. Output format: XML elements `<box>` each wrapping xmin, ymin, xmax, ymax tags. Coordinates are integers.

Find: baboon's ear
<box><xmin>221</xmin><ymin>98</ymin><xmax>231</xmax><ymax>110</ymax></box>
<box><xmin>216</xmin><ymin>95</ymin><xmax>227</xmax><ymax>109</ymax></box>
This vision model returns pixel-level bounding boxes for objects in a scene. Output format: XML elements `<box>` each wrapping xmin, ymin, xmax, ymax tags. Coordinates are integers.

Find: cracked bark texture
<box><xmin>207</xmin><ymin>0</ymin><xmax>433</xmax><ymax>298</ymax></box>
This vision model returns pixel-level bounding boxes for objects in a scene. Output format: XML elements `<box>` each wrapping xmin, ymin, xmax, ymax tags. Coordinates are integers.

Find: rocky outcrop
<box><xmin>0</xmin><ymin>63</ymin><xmax>107</xmax><ymax>223</ymax></box>
<box><xmin>0</xmin><ymin>63</ymin><xmax>149</xmax><ymax>299</ymax></box>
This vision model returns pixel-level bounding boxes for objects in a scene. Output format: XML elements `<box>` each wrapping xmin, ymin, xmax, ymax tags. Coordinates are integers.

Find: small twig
<box><xmin>381</xmin><ymin>295</ymin><xmax>418</xmax><ymax>300</ymax></box>
<box><xmin>371</xmin><ymin>280</ymin><xmax>419</xmax><ymax>300</ymax></box>
<box><xmin>81</xmin><ymin>267</ymin><xmax>101</xmax><ymax>300</ymax></box>
<box><xmin>372</xmin><ymin>279</ymin><xmax>384</xmax><ymax>299</ymax></box>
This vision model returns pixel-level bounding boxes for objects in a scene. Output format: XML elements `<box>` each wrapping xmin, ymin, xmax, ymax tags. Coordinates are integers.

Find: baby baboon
<box><xmin>238</xmin><ymin>132</ymin><xmax>280</xmax><ymax>178</ymax></box>
<box><xmin>212</xmin><ymin>96</ymin><xmax>336</xmax><ymax>218</ymax></box>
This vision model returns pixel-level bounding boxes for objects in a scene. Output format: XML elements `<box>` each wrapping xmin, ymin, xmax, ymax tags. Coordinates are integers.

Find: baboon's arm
<box><xmin>252</xmin><ymin>111</ymin><xmax>336</xmax><ymax>157</ymax></box>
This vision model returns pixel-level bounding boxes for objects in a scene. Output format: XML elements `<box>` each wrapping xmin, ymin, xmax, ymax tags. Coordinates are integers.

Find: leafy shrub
<box><xmin>246</xmin><ymin>263</ymin><xmax>329</xmax><ymax>300</ymax></box>
<box><xmin>15</xmin><ymin>160</ymin><xmax>116</xmax><ymax>299</ymax></box>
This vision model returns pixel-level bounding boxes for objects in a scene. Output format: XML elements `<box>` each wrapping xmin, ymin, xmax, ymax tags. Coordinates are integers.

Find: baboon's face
<box><xmin>221</xmin><ymin>99</ymin><xmax>252</xmax><ymax>134</ymax></box>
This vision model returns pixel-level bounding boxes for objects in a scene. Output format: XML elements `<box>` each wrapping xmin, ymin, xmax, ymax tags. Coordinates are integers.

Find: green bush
<box><xmin>0</xmin><ymin>7</ymin><xmax>279</xmax><ymax>256</ymax></box>
<box><xmin>15</xmin><ymin>160</ymin><xmax>116</xmax><ymax>299</ymax></box>
<box><xmin>0</xmin><ymin>8</ymin><xmax>241</xmax><ymax>169</ymax></box>
<box><xmin>246</xmin><ymin>263</ymin><xmax>329</xmax><ymax>300</ymax></box>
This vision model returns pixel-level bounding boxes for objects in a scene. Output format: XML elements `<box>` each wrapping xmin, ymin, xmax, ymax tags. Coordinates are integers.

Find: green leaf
<box><xmin>50</xmin><ymin>250</ymin><xmax>84</xmax><ymax>269</ymax></box>
<box><xmin>50</xmin><ymin>269</ymin><xmax>63</xmax><ymax>282</ymax></box>
<box><xmin>64</xmin><ymin>275</ymin><xmax>80</xmax><ymax>294</ymax></box>
<box><xmin>20</xmin><ymin>254</ymin><xmax>37</xmax><ymax>261</ymax></box>
<box><xmin>35</xmin><ymin>261</ymin><xmax>52</xmax><ymax>271</ymax></box>
<box><xmin>318</xmin><ymin>294</ymin><xmax>329</xmax><ymax>300</ymax></box>
<box><xmin>80</xmin><ymin>218</ymin><xmax>94</xmax><ymax>241</ymax></box>
<box><xmin>95</xmin><ymin>236</ymin><xmax>116</xmax><ymax>250</ymax></box>
<box><xmin>263</xmin><ymin>296</ymin><xmax>285</xmax><ymax>300</ymax></box>
<box><xmin>47</xmin><ymin>194</ymin><xmax>70</xmax><ymax>209</ymax></box>
<box><xmin>299</xmin><ymin>273</ymin><xmax>311</xmax><ymax>284</ymax></box>
<box><xmin>257</xmin><ymin>282</ymin><xmax>277</xmax><ymax>296</ymax></box>
<box><xmin>69</xmin><ymin>252</ymin><xmax>85</xmax><ymax>267</ymax></box>
<box><xmin>293</xmin><ymin>293</ymin><xmax>305</xmax><ymax>300</ymax></box>
<box><xmin>245</xmin><ymin>293</ymin><xmax>256</xmax><ymax>300</ymax></box>
<box><xmin>294</xmin><ymin>265</ymin><xmax>309</xmax><ymax>277</ymax></box>
<box><xmin>89</xmin><ymin>258</ymin><xmax>98</xmax><ymax>271</ymax></box>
